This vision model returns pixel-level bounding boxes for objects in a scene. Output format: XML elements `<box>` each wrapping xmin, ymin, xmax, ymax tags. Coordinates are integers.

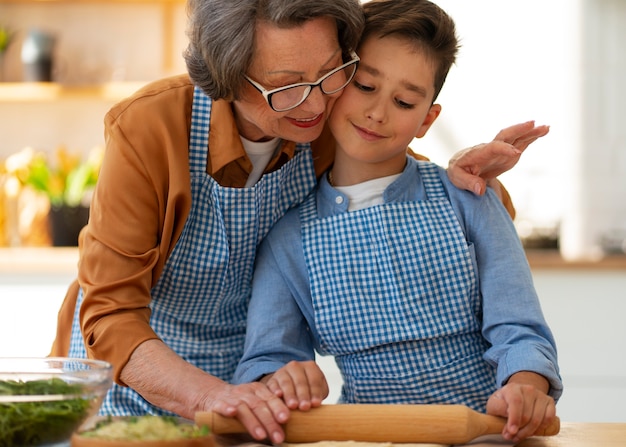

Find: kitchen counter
<box><xmin>515</xmin><ymin>422</ymin><xmax>625</xmax><ymax>447</ymax></box>
<box><xmin>214</xmin><ymin>423</ymin><xmax>626</xmax><ymax>447</ymax></box>
<box><xmin>1</xmin><ymin>247</ymin><xmax>625</xmax><ymax>274</ymax></box>
<box><xmin>0</xmin><ymin>247</ymin><xmax>79</xmax><ymax>274</ymax></box>
<box><xmin>523</xmin><ymin>249</ymin><xmax>626</xmax><ymax>270</ymax></box>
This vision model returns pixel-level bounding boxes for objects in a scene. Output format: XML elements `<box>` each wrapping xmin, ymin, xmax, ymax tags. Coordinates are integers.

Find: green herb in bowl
<box><xmin>0</xmin><ymin>357</ymin><xmax>113</xmax><ymax>447</ymax></box>
<box><xmin>0</xmin><ymin>378</ymin><xmax>92</xmax><ymax>446</ymax></box>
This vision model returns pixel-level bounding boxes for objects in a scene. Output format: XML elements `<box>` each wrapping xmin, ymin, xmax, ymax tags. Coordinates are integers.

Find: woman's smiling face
<box><xmin>233</xmin><ymin>17</ymin><xmax>345</xmax><ymax>143</ymax></box>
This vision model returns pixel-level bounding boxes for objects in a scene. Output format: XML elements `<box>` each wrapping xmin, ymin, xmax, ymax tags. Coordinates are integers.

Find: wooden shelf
<box><xmin>0</xmin><ymin>0</ymin><xmax>183</xmax><ymax>76</ymax></box>
<box><xmin>0</xmin><ymin>81</ymin><xmax>148</xmax><ymax>102</ymax></box>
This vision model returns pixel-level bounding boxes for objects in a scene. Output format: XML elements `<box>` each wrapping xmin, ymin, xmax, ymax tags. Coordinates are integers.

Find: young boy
<box><xmin>234</xmin><ymin>0</ymin><xmax>562</xmax><ymax>442</ymax></box>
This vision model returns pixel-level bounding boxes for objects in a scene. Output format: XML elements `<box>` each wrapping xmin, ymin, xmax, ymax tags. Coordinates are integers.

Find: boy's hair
<box><xmin>361</xmin><ymin>0</ymin><xmax>459</xmax><ymax>102</ymax></box>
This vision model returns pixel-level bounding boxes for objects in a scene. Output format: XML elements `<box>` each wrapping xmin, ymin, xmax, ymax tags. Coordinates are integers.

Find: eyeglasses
<box><xmin>244</xmin><ymin>51</ymin><xmax>360</xmax><ymax>112</ymax></box>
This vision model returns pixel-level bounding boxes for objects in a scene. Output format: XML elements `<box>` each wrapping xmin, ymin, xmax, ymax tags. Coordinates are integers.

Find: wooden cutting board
<box><xmin>196</xmin><ymin>404</ymin><xmax>560</xmax><ymax>445</ymax></box>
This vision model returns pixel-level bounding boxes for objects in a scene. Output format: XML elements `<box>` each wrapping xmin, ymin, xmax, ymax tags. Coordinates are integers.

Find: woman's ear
<box><xmin>415</xmin><ymin>103</ymin><xmax>442</xmax><ymax>139</ymax></box>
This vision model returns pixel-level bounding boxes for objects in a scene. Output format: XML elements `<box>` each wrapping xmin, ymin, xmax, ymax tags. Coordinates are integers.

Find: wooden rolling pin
<box><xmin>196</xmin><ymin>404</ymin><xmax>560</xmax><ymax>445</ymax></box>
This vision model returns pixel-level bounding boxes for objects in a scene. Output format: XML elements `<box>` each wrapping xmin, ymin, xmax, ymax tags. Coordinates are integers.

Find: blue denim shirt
<box><xmin>234</xmin><ymin>157</ymin><xmax>563</xmax><ymax>403</ymax></box>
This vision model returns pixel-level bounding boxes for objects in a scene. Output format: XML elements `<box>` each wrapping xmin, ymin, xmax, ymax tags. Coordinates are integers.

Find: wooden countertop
<box><xmin>0</xmin><ymin>247</ymin><xmax>625</xmax><ymax>274</ymax></box>
<box><xmin>524</xmin><ymin>249</ymin><xmax>626</xmax><ymax>270</ymax></box>
<box><xmin>215</xmin><ymin>423</ymin><xmax>626</xmax><ymax>447</ymax></box>
<box><xmin>516</xmin><ymin>422</ymin><xmax>626</xmax><ymax>447</ymax></box>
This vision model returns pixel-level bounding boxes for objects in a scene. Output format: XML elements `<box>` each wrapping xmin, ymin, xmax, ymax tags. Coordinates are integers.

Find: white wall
<box><xmin>420</xmin><ymin>0</ymin><xmax>579</xmax><ymax>225</ymax></box>
<box><xmin>0</xmin><ymin>272</ymin><xmax>73</xmax><ymax>358</ymax></box>
<box><xmin>559</xmin><ymin>0</ymin><xmax>626</xmax><ymax>260</ymax></box>
<box><xmin>420</xmin><ymin>0</ymin><xmax>626</xmax><ymax>261</ymax></box>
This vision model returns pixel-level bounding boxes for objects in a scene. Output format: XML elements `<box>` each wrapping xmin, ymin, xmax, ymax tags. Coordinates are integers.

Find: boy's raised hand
<box><xmin>262</xmin><ymin>360</ymin><xmax>329</xmax><ymax>411</ymax></box>
<box><xmin>447</xmin><ymin>121</ymin><xmax>550</xmax><ymax>195</ymax></box>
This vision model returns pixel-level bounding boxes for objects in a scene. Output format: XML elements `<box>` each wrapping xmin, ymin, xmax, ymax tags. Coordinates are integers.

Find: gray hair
<box><xmin>183</xmin><ymin>0</ymin><xmax>364</xmax><ymax>101</ymax></box>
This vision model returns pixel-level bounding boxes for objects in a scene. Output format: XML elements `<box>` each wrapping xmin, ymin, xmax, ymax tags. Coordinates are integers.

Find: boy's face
<box><xmin>329</xmin><ymin>34</ymin><xmax>441</xmax><ymax>169</ymax></box>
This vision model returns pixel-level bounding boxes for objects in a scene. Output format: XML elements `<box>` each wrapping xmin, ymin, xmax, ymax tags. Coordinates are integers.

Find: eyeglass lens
<box><xmin>270</xmin><ymin>63</ymin><xmax>357</xmax><ymax>112</ymax></box>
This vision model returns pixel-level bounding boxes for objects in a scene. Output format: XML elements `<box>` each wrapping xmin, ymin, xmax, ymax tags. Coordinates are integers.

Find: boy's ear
<box><xmin>415</xmin><ymin>104</ymin><xmax>442</xmax><ymax>139</ymax></box>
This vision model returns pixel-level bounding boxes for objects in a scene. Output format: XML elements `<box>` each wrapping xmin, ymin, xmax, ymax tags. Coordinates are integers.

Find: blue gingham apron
<box><xmin>300</xmin><ymin>161</ymin><xmax>495</xmax><ymax>411</ymax></box>
<box><xmin>68</xmin><ymin>86</ymin><xmax>317</xmax><ymax>415</ymax></box>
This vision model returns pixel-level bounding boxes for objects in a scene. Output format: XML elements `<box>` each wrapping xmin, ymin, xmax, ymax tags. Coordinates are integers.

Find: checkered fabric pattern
<box><xmin>68</xmin><ymin>86</ymin><xmax>317</xmax><ymax>415</ymax></box>
<box><xmin>300</xmin><ymin>161</ymin><xmax>496</xmax><ymax>411</ymax></box>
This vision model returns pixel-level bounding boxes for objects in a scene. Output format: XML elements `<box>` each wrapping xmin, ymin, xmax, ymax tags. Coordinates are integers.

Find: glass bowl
<box><xmin>0</xmin><ymin>357</ymin><xmax>113</xmax><ymax>447</ymax></box>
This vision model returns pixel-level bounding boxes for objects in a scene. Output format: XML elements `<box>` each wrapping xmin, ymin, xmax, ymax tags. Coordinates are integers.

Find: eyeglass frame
<box><xmin>244</xmin><ymin>51</ymin><xmax>360</xmax><ymax>112</ymax></box>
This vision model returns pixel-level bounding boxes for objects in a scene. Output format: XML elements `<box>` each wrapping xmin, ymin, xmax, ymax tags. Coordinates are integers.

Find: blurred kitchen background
<box><xmin>0</xmin><ymin>0</ymin><xmax>625</xmax><ymax>258</ymax></box>
<box><xmin>0</xmin><ymin>0</ymin><xmax>624</xmax><ymax>424</ymax></box>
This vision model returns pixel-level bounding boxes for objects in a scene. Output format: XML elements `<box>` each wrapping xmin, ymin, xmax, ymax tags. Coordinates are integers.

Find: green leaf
<box><xmin>0</xmin><ymin>378</ymin><xmax>92</xmax><ymax>447</ymax></box>
<box><xmin>64</xmin><ymin>163</ymin><xmax>95</xmax><ymax>207</ymax></box>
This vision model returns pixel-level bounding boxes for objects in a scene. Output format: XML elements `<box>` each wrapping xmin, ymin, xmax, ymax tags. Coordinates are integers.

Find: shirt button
<box><xmin>335</xmin><ymin>195</ymin><xmax>344</xmax><ymax>205</ymax></box>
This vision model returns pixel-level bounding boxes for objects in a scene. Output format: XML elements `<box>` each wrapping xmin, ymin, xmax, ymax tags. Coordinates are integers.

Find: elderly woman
<box><xmin>50</xmin><ymin>0</ymin><xmax>548</xmax><ymax>443</ymax></box>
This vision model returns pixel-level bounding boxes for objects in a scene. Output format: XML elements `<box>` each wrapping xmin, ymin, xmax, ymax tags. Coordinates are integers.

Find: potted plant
<box><xmin>12</xmin><ymin>145</ymin><xmax>104</xmax><ymax>246</ymax></box>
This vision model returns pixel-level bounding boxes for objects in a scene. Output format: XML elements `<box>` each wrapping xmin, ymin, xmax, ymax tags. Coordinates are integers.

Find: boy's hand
<box><xmin>262</xmin><ymin>360</ymin><xmax>329</xmax><ymax>411</ymax></box>
<box><xmin>486</xmin><ymin>372</ymin><xmax>557</xmax><ymax>442</ymax></box>
<box><xmin>447</xmin><ymin>121</ymin><xmax>550</xmax><ymax>195</ymax></box>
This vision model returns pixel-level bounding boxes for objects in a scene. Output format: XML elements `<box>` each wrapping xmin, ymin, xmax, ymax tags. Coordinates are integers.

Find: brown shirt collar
<box><xmin>208</xmin><ymin>99</ymin><xmax>298</xmax><ymax>187</ymax></box>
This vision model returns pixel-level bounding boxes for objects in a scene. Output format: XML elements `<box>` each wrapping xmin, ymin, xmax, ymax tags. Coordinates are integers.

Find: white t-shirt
<box><xmin>334</xmin><ymin>174</ymin><xmax>402</xmax><ymax>211</ymax></box>
<box><xmin>240</xmin><ymin>135</ymin><xmax>280</xmax><ymax>187</ymax></box>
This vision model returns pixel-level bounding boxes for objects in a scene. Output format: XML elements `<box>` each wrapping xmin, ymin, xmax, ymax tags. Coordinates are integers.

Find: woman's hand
<box><xmin>121</xmin><ymin>340</ymin><xmax>291</xmax><ymax>445</ymax></box>
<box><xmin>209</xmin><ymin>381</ymin><xmax>291</xmax><ymax>444</ymax></box>
<box><xmin>486</xmin><ymin>371</ymin><xmax>557</xmax><ymax>443</ymax></box>
<box><xmin>447</xmin><ymin>121</ymin><xmax>550</xmax><ymax>195</ymax></box>
<box><xmin>262</xmin><ymin>360</ymin><xmax>329</xmax><ymax>411</ymax></box>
